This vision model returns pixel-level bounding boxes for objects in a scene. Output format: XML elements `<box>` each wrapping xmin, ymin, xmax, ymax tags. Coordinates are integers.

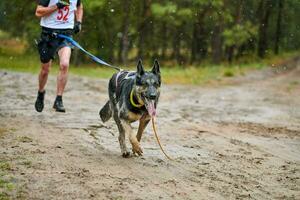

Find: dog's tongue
<box><xmin>146</xmin><ymin>100</ymin><xmax>156</xmax><ymax>117</ymax></box>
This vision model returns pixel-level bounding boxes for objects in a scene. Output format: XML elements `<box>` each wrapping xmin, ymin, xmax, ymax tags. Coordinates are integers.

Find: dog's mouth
<box><xmin>144</xmin><ymin>98</ymin><xmax>156</xmax><ymax>117</ymax></box>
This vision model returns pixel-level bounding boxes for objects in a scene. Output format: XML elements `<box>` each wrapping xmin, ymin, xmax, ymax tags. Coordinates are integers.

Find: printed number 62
<box><xmin>57</xmin><ymin>6</ymin><xmax>69</xmax><ymax>21</ymax></box>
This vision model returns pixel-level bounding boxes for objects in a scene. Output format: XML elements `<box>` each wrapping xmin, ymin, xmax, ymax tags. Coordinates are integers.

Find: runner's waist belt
<box><xmin>41</xmin><ymin>27</ymin><xmax>74</xmax><ymax>36</ymax></box>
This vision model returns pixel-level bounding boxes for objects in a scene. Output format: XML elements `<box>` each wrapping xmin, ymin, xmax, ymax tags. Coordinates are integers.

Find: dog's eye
<box><xmin>153</xmin><ymin>82</ymin><xmax>159</xmax><ymax>87</ymax></box>
<box><xmin>136</xmin><ymin>79</ymin><xmax>143</xmax><ymax>85</ymax></box>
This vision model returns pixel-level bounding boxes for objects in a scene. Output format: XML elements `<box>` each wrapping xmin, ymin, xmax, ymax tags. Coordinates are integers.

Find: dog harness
<box><xmin>115</xmin><ymin>70</ymin><xmax>136</xmax><ymax>88</ymax></box>
<box><xmin>114</xmin><ymin>70</ymin><xmax>144</xmax><ymax>108</ymax></box>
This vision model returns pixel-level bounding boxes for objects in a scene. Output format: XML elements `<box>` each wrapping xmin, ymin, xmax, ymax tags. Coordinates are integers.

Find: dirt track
<box><xmin>0</xmin><ymin>59</ymin><xmax>300</xmax><ymax>200</ymax></box>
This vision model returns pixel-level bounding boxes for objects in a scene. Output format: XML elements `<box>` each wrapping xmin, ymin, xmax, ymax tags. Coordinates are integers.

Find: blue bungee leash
<box><xmin>56</xmin><ymin>34</ymin><xmax>122</xmax><ymax>71</ymax></box>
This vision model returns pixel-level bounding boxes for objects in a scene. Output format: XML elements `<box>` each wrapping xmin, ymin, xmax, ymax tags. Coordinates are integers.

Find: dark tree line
<box><xmin>0</xmin><ymin>0</ymin><xmax>299</xmax><ymax>66</ymax></box>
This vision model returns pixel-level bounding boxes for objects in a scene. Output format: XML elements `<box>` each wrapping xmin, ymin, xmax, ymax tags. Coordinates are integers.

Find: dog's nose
<box><xmin>149</xmin><ymin>93</ymin><xmax>157</xmax><ymax>100</ymax></box>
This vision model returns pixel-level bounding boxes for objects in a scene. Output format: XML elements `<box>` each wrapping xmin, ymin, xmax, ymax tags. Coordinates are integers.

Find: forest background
<box><xmin>0</xmin><ymin>0</ymin><xmax>299</xmax><ymax>84</ymax></box>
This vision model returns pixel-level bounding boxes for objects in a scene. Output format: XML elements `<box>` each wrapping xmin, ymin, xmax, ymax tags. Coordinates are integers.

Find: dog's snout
<box><xmin>149</xmin><ymin>93</ymin><xmax>157</xmax><ymax>100</ymax></box>
<box><xmin>146</xmin><ymin>86</ymin><xmax>158</xmax><ymax>100</ymax></box>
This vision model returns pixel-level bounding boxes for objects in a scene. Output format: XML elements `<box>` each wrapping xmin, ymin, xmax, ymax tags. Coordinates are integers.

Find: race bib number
<box><xmin>57</xmin><ymin>6</ymin><xmax>70</xmax><ymax>21</ymax></box>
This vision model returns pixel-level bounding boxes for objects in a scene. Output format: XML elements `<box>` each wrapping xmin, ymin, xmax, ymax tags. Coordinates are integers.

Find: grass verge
<box><xmin>0</xmin><ymin>161</ymin><xmax>14</xmax><ymax>200</ymax></box>
<box><xmin>0</xmin><ymin>52</ymin><xmax>298</xmax><ymax>85</ymax></box>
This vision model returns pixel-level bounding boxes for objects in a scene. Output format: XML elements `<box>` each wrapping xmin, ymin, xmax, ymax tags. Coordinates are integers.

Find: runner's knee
<box><xmin>59</xmin><ymin>61</ymin><xmax>69</xmax><ymax>72</ymax></box>
<box><xmin>41</xmin><ymin>64</ymin><xmax>50</xmax><ymax>76</ymax></box>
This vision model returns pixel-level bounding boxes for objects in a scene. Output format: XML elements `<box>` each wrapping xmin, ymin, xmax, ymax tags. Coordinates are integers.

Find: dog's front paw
<box><xmin>122</xmin><ymin>151</ymin><xmax>131</xmax><ymax>158</ymax></box>
<box><xmin>132</xmin><ymin>142</ymin><xmax>143</xmax><ymax>156</ymax></box>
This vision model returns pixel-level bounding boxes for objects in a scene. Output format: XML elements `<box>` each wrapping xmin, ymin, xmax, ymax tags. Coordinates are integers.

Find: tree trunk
<box><xmin>258</xmin><ymin>0</ymin><xmax>273</xmax><ymax>58</ymax></box>
<box><xmin>137</xmin><ymin>0</ymin><xmax>152</xmax><ymax>59</ymax></box>
<box><xmin>190</xmin><ymin>21</ymin><xmax>198</xmax><ymax>63</ymax></box>
<box><xmin>161</xmin><ymin>22</ymin><xmax>167</xmax><ymax>60</ymax></box>
<box><xmin>211</xmin><ymin>23</ymin><xmax>223</xmax><ymax>64</ymax></box>
<box><xmin>226</xmin><ymin>46</ymin><xmax>235</xmax><ymax>63</ymax></box>
<box><xmin>101</xmin><ymin>10</ymin><xmax>115</xmax><ymax>62</ymax></box>
<box><xmin>118</xmin><ymin>0</ymin><xmax>131</xmax><ymax>64</ymax></box>
<box><xmin>172</xmin><ymin>27</ymin><xmax>181</xmax><ymax>64</ymax></box>
<box><xmin>190</xmin><ymin>10</ymin><xmax>207</xmax><ymax>64</ymax></box>
<box><xmin>274</xmin><ymin>0</ymin><xmax>284</xmax><ymax>55</ymax></box>
<box><xmin>226</xmin><ymin>0</ymin><xmax>243</xmax><ymax>63</ymax></box>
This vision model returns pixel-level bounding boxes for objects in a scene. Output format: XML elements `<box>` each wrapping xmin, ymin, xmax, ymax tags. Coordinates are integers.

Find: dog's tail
<box><xmin>99</xmin><ymin>101</ymin><xmax>112</xmax><ymax>123</ymax></box>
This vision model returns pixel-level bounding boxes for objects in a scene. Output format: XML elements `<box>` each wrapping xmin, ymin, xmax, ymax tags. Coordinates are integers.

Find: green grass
<box><xmin>0</xmin><ymin>51</ymin><xmax>298</xmax><ymax>85</ymax></box>
<box><xmin>223</xmin><ymin>69</ymin><xmax>235</xmax><ymax>77</ymax></box>
<box><xmin>0</xmin><ymin>163</ymin><xmax>11</xmax><ymax>172</ymax></box>
<box><xmin>0</xmin><ymin>158</ymin><xmax>31</xmax><ymax>199</ymax></box>
<box><xmin>0</xmin><ymin>54</ymin><xmax>116</xmax><ymax>79</ymax></box>
<box><xmin>160</xmin><ymin>62</ymin><xmax>265</xmax><ymax>84</ymax></box>
<box><xmin>0</xmin><ymin>55</ymin><xmax>40</xmax><ymax>74</ymax></box>
<box><xmin>0</xmin><ymin>31</ymin><xmax>10</xmax><ymax>40</ymax></box>
<box><xmin>0</xmin><ymin>178</ymin><xmax>14</xmax><ymax>200</ymax></box>
<box><xmin>0</xmin><ymin>161</ymin><xmax>14</xmax><ymax>200</ymax></box>
<box><xmin>0</xmin><ymin>179</ymin><xmax>14</xmax><ymax>191</ymax></box>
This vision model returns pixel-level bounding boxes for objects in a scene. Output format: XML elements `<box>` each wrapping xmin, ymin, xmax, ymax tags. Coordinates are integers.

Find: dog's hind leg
<box><xmin>99</xmin><ymin>101</ymin><xmax>112</xmax><ymax>122</ymax></box>
<box><xmin>137</xmin><ymin>114</ymin><xmax>151</xmax><ymax>142</ymax></box>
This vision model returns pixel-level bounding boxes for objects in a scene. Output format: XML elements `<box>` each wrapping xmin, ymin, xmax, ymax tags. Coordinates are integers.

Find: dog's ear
<box><xmin>137</xmin><ymin>59</ymin><xmax>145</xmax><ymax>76</ymax></box>
<box><xmin>151</xmin><ymin>59</ymin><xmax>160</xmax><ymax>75</ymax></box>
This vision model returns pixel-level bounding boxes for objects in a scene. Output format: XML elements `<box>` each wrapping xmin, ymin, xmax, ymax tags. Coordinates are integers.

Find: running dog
<box><xmin>99</xmin><ymin>60</ymin><xmax>161</xmax><ymax>157</ymax></box>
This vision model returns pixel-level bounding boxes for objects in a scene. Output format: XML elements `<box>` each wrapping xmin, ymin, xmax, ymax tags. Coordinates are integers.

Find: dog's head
<box><xmin>135</xmin><ymin>59</ymin><xmax>161</xmax><ymax>117</ymax></box>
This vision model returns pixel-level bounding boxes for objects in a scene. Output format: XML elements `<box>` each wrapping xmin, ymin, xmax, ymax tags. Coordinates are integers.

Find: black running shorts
<box><xmin>37</xmin><ymin>28</ymin><xmax>73</xmax><ymax>63</ymax></box>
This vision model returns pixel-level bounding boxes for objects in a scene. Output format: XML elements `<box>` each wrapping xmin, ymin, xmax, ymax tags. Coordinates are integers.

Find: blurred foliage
<box><xmin>0</xmin><ymin>0</ymin><xmax>299</xmax><ymax>66</ymax></box>
<box><xmin>223</xmin><ymin>23</ymin><xmax>258</xmax><ymax>47</ymax></box>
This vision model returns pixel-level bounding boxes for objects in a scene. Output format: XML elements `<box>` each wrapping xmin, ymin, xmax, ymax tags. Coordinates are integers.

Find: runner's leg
<box><xmin>57</xmin><ymin>46</ymin><xmax>71</xmax><ymax>96</ymax></box>
<box><xmin>38</xmin><ymin>61</ymin><xmax>52</xmax><ymax>92</ymax></box>
<box><xmin>35</xmin><ymin>61</ymin><xmax>51</xmax><ymax>112</ymax></box>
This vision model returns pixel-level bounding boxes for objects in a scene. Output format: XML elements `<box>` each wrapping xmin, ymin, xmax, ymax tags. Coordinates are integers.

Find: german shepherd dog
<box><xmin>99</xmin><ymin>60</ymin><xmax>161</xmax><ymax>157</ymax></box>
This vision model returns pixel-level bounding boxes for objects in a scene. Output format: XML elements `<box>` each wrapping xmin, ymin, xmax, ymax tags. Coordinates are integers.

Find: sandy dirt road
<box><xmin>0</xmin><ymin>59</ymin><xmax>299</xmax><ymax>200</ymax></box>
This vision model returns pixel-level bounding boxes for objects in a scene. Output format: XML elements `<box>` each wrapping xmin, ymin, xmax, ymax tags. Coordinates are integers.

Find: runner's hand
<box><xmin>74</xmin><ymin>21</ymin><xmax>82</xmax><ymax>34</ymax></box>
<box><xmin>56</xmin><ymin>0</ymin><xmax>70</xmax><ymax>9</ymax></box>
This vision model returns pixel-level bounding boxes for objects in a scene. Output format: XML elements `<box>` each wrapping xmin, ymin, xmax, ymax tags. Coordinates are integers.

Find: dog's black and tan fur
<box><xmin>99</xmin><ymin>60</ymin><xmax>161</xmax><ymax>157</ymax></box>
